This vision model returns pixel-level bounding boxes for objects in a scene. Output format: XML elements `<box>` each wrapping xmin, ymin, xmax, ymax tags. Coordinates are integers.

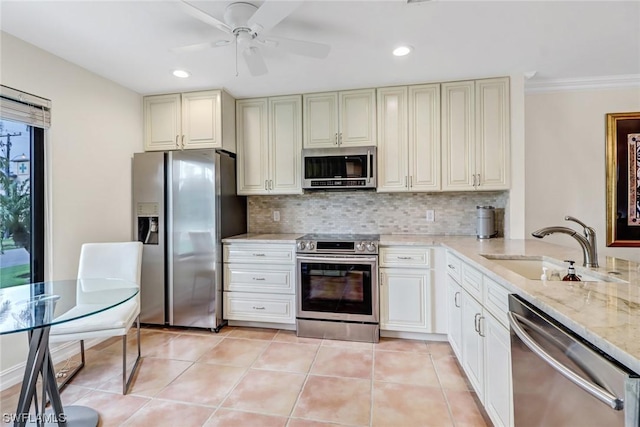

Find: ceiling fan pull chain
<box><xmin>235</xmin><ymin>35</ymin><xmax>239</xmax><ymax>77</ymax></box>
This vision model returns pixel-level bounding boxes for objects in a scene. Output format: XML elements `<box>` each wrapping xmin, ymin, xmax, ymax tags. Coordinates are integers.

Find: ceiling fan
<box><xmin>175</xmin><ymin>0</ymin><xmax>331</xmax><ymax>76</ymax></box>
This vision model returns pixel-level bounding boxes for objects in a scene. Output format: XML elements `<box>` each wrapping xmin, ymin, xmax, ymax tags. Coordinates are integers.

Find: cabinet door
<box><xmin>409</xmin><ymin>84</ymin><xmax>441</xmax><ymax>191</ymax></box>
<box><xmin>339</xmin><ymin>89</ymin><xmax>377</xmax><ymax>147</ymax></box>
<box><xmin>303</xmin><ymin>92</ymin><xmax>338</xmax><ymax>148</ymax></box>
<box><xmin>269</xmin><ymin>95</ymin><xmax>303</xmax><ymax>194</ymax></box>
<box><xmin>144</xmin><ymin>94</ymin><xmax>181</xmax><ymax>151</ymax></box>
<box><xmin>461</xmin><ymin>291</ymin><xmax>485</xmax><ymax>402</ymax></box>
<box><xmin>441</xmin><ymin>81</ymin><xmax>475</xmax><ymax>191</ymax></box>
<box><xmin>377</xmin><ymin>87</ymin><xmax>408</xmax><ymax>192</ymax></box>
<box><xmin>447</xmin><ymin>276</ymin><xmax>463</xmax><ymax>359</ymax></box>
<box><xmin>380</xmin><ymin>268</ymin><xmax>431</xmax><ymax>333</ymax></box>
<box><xmin>475</xmin><ymin>77</ymin><xmax>510</xmax><ymax>190</ymax></box>
<box><xmin>236</xmin><ymin>99</ymin><xmax>269</xmax><ymax>195</ymax></box>
<box><xmin>484</xmin><ymin>313</ymin><xmax>512</xmax><ymax>427</ymax></box>
<box><xmin>181</xmin><ymin>90</ymin><xmax>221</xmax><ymax>150</ymax></box>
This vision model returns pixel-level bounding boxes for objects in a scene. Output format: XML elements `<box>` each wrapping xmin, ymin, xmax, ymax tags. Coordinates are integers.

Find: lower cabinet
<box><xmin>484</xmin><ymin>313</ymin><xmax>512</xmax><ymax>427</ymax></box>
<box><xmin>223</xmin><ymin>242</ymin><xmax>296</xmax><ymax>325</ymax></box>
<box><xmin>461</xmin><ymin>290</ymin><xmax>485</xmax><ymax>402</ymax></box>
<box><xmin>379</xmin><ymin>246</ymin><xmax>440</xmax><ymax>334</ymax></box>
<box><xmin>447</xmin><ymin>276</ymin><xmax>463</xmax><ymax>358</ymax></box>
<box><xmin>446</xmin><ymin>251</ymin><xmax>513</xmax><ymax>427</ymax></box>
<box><xmin>224</xmin><ymin>292</ymin><xmax>295</xmax><ymax>323</ymax></box>
<box><xmin>380</xmin><ymin>268</ymin><xmax>430</xmax><ymax>333</ymax></box>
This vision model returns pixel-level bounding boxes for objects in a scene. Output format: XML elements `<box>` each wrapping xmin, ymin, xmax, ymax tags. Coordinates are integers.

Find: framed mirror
<box><xmin>606</xmin><ymin>112</ymin><xmax>640</xmax><ymax>246</ymax></box>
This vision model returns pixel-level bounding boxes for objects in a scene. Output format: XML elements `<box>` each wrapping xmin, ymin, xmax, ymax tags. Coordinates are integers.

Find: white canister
<box><xmin>476</xmin><ymin>206</ymin><xmax>497</xmax><ymax>239</ymax></box>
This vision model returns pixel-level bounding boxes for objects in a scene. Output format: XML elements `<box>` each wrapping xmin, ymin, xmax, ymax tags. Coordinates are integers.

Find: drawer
<box><xmin>446</xmin><ymin>252</ymin><xmax>462</xmax><ymax>283</ymax></box>
<box><xmin>224</xmin><ymin>243</ymin><xmax>295</xmax><ymax>264</ymax></box>
<box><xmin>483</xmin><ymin>276</ymin><xmax>510</xmax><ymax>328</ymax></box>
<box><xmin>461</xmin><ymin>262</ymin><xmax>483</xmax><ymax>301</ymax></box>
<box><xmin>223</xmin><ymin>292</ymin><xmax>295</xmax><ymax>324</ymax></box>
<box><xmin>380</xmin><ymin>246</ymin><xmax>432</xmax><ymax>268</ymax></box>
<box><xmin>224</xmin><ymin>264</ymin><xmax>295</xmax><ymax>294</ymax></box>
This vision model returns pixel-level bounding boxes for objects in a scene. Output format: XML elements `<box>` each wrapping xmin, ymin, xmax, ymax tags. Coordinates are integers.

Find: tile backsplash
<box><xmin>248</xmin><ymin>191</ymin><xmax>508</xmax><ymax>236</ymax></box>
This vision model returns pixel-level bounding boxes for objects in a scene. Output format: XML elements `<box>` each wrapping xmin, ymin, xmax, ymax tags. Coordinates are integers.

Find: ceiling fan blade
<box><xmin>179</xmin><ymin>0</ymin><xmax>232</xmax><ymax>34</ymax></box>
<box><xmin>242</xmin><ymin>46</ymin><xmax>268</xmax><ymax>76</ymax></box>
<box><xmin>262</xmin><ymin>36</ymin><xmax>330</xmax><ymax>59</ymax></box>
<box><xmin>248</xmin><ymin>0</ymin><xmax>302</xmax><ymax>35</ymax></box>
<box><xmin>170</xmin><ymin>40</ymin><xmax>232</xmax><ymax>53</ymax></box>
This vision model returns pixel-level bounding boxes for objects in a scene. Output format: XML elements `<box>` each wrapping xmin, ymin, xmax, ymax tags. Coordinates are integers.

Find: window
<box><xmin>0</xmin><ymin>87</ymin><xmax>48</xmax><ymax>288</ymax></box>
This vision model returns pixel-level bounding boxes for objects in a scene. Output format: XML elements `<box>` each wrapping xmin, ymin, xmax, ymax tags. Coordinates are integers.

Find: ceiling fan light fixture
<box><xmin>172</xmin><ymin>69</ymin><xmax>191</xmax><ymax>78</ymax></box>
<box><xmin>393</xmin><ymin>45</ymin><xmax>413</xmax><ymax>57</ymax></box>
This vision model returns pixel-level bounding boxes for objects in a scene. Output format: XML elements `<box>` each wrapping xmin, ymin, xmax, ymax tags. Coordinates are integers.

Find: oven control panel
<box><xmin>296</xmin><ymin>239</ymin><xmax>378</xmax><ymax>255</ymax></box>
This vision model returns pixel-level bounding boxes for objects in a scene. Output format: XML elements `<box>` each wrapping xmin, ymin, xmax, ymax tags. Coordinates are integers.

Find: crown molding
<box><xmin>525</xmin><ymin>74</ymin><xmax>640</xmax><ymax>93</ymax></box>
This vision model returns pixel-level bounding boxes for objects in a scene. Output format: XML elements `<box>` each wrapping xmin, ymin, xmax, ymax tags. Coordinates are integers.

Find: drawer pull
<box><xmin>252</xmin><ymin>277</ymin><xmax>266</xmax><ymax>281</ymax></box>
<box><xmin>447</xmin><ymin>264</ymin><xmax>456</xmax><ymax>270</ymax></box>
<box><xmin>252</xmin><ymin>306</ymin><xmax>266</xmax><ymax>310</ymax></box>
<box><xmin>252</xmin><ymin>253</ymin><xmax>266</xmax><ymax>257</ymax></box>
<box><xmin>397</xmin><ymin>256</ymin><xmax>414</xmax><ymax>260</ymax></box>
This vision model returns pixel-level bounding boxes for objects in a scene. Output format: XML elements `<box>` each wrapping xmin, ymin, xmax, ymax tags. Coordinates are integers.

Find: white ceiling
<box><xmin>1</xmin><ymin>1</ymin><xmax>639</xmax><ymax>98</ymax></box>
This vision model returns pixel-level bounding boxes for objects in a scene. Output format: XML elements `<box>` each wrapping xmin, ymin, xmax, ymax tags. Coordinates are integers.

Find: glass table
<box><xmin>0</xmin><ymin>279</ymin><xmax>139</xmax><ymax>427</ymax></box>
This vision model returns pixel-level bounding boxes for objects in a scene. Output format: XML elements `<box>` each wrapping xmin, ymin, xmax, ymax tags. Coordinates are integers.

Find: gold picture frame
<box><xmin>606</xmin><ymin>112</ymin><xmax>640</xmax><ymax>247</ymax></box>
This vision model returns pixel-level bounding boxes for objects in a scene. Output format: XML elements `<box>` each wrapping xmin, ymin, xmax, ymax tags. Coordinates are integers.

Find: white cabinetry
<box><xmin>303</xmin><ymin>89</ymin><xmax>376</xmax><ymax>148</ymax></box>
<box><xmin>377</xmin><ymin>84</ymin><xmax>440</xmax><ymax>192</ymax></box>
<box><xmin>223</xmin><ymin>242</ymin><xmax>296</xmax><ymax>325</ymax></box>
<box><xmin>236</xmin><ymin>95</ymin><xmax>302</xmax><ymax>195</ymax></box>
<box><xmin>441</xmin><ymin>77</ymin><xmax>510</xmax><ymax>191</ymax></box>
<box><xmin>380</xmin><ymin>246</ymin><xmax>435</xmax><ymax>334</ymax></box>
<box><xmin>446</xmin><ymin>251</ymin><xmax>513</xmax><ymax>427</ymax></box>
<box><xmin>143</xmin><ymin>90</ymin><xmax>235</xmax><ymax>152</ymax></box>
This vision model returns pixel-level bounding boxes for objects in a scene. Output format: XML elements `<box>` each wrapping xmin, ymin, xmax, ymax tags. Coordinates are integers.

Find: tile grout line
<box><xmin>430</xmin><ymin>352</ymin><xmax>458</xmax><ymax>427</ymax></box>
<box><xmin>369</xmin><ymin>342</ymin><xmax>376</xmax><ymax>427</ymax></box>
<box><xmin>285</xmin><ymin>337</ymin><xmax>323</xmax><ymax>425</ymax></box>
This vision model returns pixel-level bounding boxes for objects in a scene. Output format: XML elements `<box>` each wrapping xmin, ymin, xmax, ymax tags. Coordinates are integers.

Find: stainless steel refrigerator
<box><xmin>132</xmin><ymin>149</ymin><xmax>246</xmax><ymax>331</ymax></box>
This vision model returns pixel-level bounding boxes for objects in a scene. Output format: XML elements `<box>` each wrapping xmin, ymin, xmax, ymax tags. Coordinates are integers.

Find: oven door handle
<box><xmin>297</xmin><ymin>255</ymin><xmax>378</xmax><ymax>263</ymax></box>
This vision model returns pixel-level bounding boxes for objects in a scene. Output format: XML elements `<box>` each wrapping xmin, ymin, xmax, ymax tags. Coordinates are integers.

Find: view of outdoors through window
<box><xmin>0</xmin><ymin>119</ymin><xmax>32</xmax><ymax>288</ymax></box>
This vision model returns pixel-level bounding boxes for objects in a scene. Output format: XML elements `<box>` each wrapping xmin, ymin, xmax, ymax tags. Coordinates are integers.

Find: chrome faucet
<box><xmin>531</xmin><ymin>216</ymin><xmax>599</xmax><ymax>268</ymax></box>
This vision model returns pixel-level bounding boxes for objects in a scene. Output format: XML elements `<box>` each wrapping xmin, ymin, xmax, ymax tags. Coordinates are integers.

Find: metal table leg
<box><xmin>12</xmin><ymin>327</ymin><xmax>99</xmax><ymax>427</ymax></box>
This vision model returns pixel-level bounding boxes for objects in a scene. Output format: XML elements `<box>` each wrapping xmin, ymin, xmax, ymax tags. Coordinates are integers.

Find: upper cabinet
<box><xmin>377</xmin><ymin>84</ymin><xmax>441</xmax><ymax>192</ymax></box>
<box><xmin>303</xmin><ymin>89</ymin><xmax>376</xmax><ymax>148</ymax></box>
<box><xmin>441</xmin><ymin>77</ymin><xmax>510</xmax><ymax>191</ymax></box>
<box><xmin>143</xmin><ymin>90</ymin><xmax>236</xmax><ymax>153</ymax></box>
<box><xmin>236</xmin><ymin>95</ymin><xmax>302</xmax><ymax>195</ymax></box>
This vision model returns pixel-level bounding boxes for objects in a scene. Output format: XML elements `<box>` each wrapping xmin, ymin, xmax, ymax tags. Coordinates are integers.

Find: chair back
<box><xmin>77</xmin><ymin>242</ymin><xmax>143</xmax><ymax>290</ymax></box>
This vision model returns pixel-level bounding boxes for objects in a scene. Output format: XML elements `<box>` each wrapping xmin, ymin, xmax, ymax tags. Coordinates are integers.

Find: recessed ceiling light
<box><xmin>393</xmin><ymin>46</ymin><xmax>413</xmax><ymax>57</ymax></box>
<box><xmin>172</xmin><ymin>69</ymin><xmax>190</xmax><ymax>78</ymax></box>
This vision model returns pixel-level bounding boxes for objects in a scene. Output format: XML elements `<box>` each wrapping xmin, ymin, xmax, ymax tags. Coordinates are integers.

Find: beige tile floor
<box><xmin>1</xmin><ymin>327</ymin><xmax>490</xmax><ymax>427</ymax></box>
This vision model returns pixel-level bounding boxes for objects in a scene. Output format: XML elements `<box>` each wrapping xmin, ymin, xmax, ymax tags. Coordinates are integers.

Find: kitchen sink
<box><xmin>480</xmin><ymin>254</ymin><xmax>627</xmax><ymax>283</ymax></box>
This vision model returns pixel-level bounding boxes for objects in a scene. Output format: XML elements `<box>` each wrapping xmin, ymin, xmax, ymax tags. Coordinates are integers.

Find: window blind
<box><xmin>0</xmin><ymin>85</ymin><xmax>51</xmax><ymax>128</ymax></box>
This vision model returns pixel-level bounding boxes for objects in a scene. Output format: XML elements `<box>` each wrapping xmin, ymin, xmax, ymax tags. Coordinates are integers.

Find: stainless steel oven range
<box><xmin>296</xmin><ymin>234</ymin><xmax>379</xmax><ymax>343</ymax></box>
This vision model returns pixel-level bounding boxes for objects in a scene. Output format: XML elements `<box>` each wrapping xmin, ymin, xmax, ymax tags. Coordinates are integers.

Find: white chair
<box><xmin>49</xmin><ymin>241</ymin><xmax>143</xmax><ymax>394</ymax></box>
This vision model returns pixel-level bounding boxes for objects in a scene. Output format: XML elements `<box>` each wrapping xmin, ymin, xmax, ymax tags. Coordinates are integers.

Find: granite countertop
<box><xmin>436</xmin><ymin>236</ymin><xmax>640</xmax><ymax>375</ymax></box>
<box><xmin>224</xmin><ymin>232</ymin><xmax>640</xmax><ymax>373</ymax></box>
<box><xmin>222</xmin><ymin>233</ymin><xmax>303</xmax><ymax>244</ymax></box>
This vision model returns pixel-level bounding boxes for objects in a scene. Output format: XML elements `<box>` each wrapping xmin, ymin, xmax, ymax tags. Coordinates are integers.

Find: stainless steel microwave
<box><xmin>302</xmin><ymin>146</ymin><xmax>376</xmax><ymax>190</ymax></box>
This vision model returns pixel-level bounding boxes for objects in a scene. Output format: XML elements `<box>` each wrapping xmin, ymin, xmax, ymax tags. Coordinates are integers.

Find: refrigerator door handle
<box><xmin>166</xmin><ymin>153</ymin><xmax>174</xmax><ymax>325</ymax></box>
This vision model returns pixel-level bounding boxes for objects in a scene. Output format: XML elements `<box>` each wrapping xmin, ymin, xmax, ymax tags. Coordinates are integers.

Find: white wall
<box><xmin>0</xmin><ymin>32</ymin><xmax>142</xmax><ymax>380</ymax></box>
<box><xmin>525</xmin><ymin>85</ymin><xmax>640</xmax><ymax>262</ymax></box>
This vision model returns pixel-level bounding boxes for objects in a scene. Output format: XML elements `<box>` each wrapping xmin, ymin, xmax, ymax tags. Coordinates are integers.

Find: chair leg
<box><xmin>122</xmin><ymin>316</ymin><xmax>142</xmax><ymax>394</ymax></box>
<box><xmin>57</xmin><ymin>339</ymin><xmax>85</xmax><ymax>393</ymax></box>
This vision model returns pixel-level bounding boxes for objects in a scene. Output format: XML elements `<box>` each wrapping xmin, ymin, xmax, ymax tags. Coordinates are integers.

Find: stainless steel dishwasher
<box><xmin>508</xmin><ymin>295</ymin><xmax>640</xmax><ymax>426</ymax></box>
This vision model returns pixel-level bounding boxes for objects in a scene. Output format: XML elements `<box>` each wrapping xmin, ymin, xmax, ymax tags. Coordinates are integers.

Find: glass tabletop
<box><xmin>0</xmin><ymin>279</ymin><xmax>139</xmax><ymax>335</ymax></box>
